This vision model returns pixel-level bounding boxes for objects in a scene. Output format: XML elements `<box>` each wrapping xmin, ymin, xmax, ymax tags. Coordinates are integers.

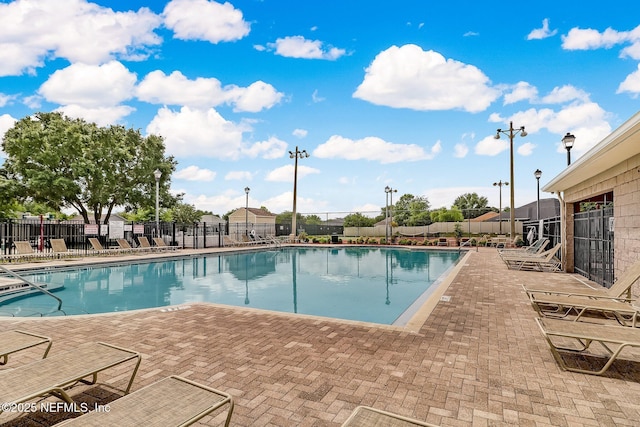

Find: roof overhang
<box><xmin>542</xmin><ymin>111</ymin><xmax>640</xmax><ymax>194</ymax></box>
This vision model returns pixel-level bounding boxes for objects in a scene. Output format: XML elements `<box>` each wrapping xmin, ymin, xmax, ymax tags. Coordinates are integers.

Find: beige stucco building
<box><xmin>543</xmin><ymin>111</ymin><xmax>640</xmax><ymax>288</ymax></box>
<box><xmin>228</xmin><ymin>208</ymin><xmax>276</xmax><ymax>239</ymax></box>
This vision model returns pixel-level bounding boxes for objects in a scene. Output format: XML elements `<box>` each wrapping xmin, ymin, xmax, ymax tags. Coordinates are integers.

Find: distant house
<box><xmin>228</xmin><ymin>208</ymin><xmax>276</xmax><ymax>238</ymax></box>
<box><xmin>70</xmin><ymin>213</ymin><xmax>128</xmax><ymax>224</ymax></box>
<box><xmin>470</xmin><ymin>212</ymin><xmax>499</xmax><ymax>222</ymax></box>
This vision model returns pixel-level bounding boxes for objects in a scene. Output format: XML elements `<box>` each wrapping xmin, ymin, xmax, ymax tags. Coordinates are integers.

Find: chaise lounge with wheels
<box><xmin>536</xmin><ymin>316</ymin><xmax>640</xmax><ymax>375</ymax></box>
<box><xmin>501</xmin><ymin>243</ymin><xmax>562</xmax><ymax>272</ymax></box>
<box><xmin>523</xmin><ymin>258</ymin><xmax>640</xmax><ymax>301</ymax></box>
<box><xmin>0</xmin><ymin>341</ymin><xmax>141</xmax><ymax>415</ymax></box>
<box><xmin>56</xmin><ymin>375</ymin><xmax>234</xmax><ymax>427</ymax></box>
<box><xmin>0</xmin><ymin>330</ymin><xmax>52</xmax><ymax>366</ymax></box>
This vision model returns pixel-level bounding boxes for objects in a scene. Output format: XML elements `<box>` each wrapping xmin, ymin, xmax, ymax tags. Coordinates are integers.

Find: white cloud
<box><xmin>562</xmin><ymin>27</ymin><xmax>629</xmax><ymax>50</ymax></box>
<box><xmin>475</xmin><ymin>135</ymin><xmax>508</xmax><ymax>156</ymax></box>
<box><xmin>266</xmin><ymin>36</ymin><xmax>346</xmax><ymax>60</ymax></box>
<box><xmin>0</xmin><ymin>113</ymin><xmax>17</xmax><ymax>145</ymax></box>
<box><xmin>163</xmin><ymin>0</ymin><xmax>250</xmax><ymax>43</ymax></box>
<box><xmin>540</xmin><ymin>85</ymin><xmax>590</xmax><ymax>104</ymax></box>
<box><xmin>517</xmin><ymin>142</ymin><xmax>536</xmax><ymax>156</ymax></box>
<box><xmin>39</xmin><ymin>61</ymin><xmax>137</xmax><ymax>108</ymax></box>
<box><xmin>353</xmin><ymin>44</ymin><xmax>499</xmax><ymax>112</ymax></box>
<box><xmin>261</xmin><ymin>191</ymin><xmax>327</xmax><ymax>214</ymax></box>
<box><xmin>174</xmin><ymin>165</ymin><xmax>216</xmax><ymax>181</ymax></box>
<box><xmin>504</xmin><ymin>82</ymin><xmax>538</xmax><ymax>105</ymax></box>
<box><xmin>312</xmin><ymin>89</ymin><xmax>325</xmax><ymax>103</ymax></box>
<box><xmin>527</xmin><ymin>18</ymin><xmax>558</xmax><ymax>40</ymax></box>
<box><xmin>617</xmin><ymin>64</ymin><xmax>640</xmax><ymax>96</ymax></box>
<box><xmin>146</xmin><ymin>106</ymin><xmax>246</xmax><ymax>159</ymax></box>
<box><xmin>265</xmin><ymin>164</ymin><xmax>320</xmax><ymax>182</ymax></box>
<box><xmin>225</xmin><ymin>171</ymin><xmax>253</xmax><ymax>181</ymax></box>
<box><xmin>0</xmin><ymin>0</ymin><xmax>161</xmax><ymax>76</ymax></box>
<box><xmin>0</xmin><ymin>93</ymin><xmax>16</xmax><ymax>107</ymax></box>
<box><xmin>292</xmin><ymin>129</ymin><xmax>308</xmax><ymax>138</ymax></box>
<box><xmin>313</xmin><ymin>135</ymin><xmax>440</xmax><ymax>164</ymax></box>
<box><xmin>146</xmin><ymin>106</ymin><xmax>287</xmax><ymax>160</ymax></box>
<box><xmin>453</xmin><ymin>143</ymin><xmax>468</xmax><ymax>158</ymax></box>
<box><xmin>136</xmin><ymin>71</ymin><xmax>283</xmax><ymax>112</ymax></box>
<box><xmin>55</xmin><ymin>104</ymin><xmax>135</xmax><ymax>126</ymax></box>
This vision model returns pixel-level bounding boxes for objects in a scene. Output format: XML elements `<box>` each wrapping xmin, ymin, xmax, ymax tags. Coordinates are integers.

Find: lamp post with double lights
<box><xmin>492</xmin><ymin>180</ymin><xmax>508</xmax><ymax>234</ymax></box>
<box><xmin>534</xmin><ymin>169</ymin><xmax>542</xmax><ymax>220</ymax></box>
<box><xmin>244</xmin><ymin>187</ymin><xmax>250</xmax><ymax>236</ymax></box>
<box><xmin>385</xmin><ymin>186</ymin><xmax>397</xmax><ymax>239</ymax></box>
<box><xmin>495</xmin><ymin>122</ymin><xmax>527</xmax><ymax>239</ymax></box>
<box><xmin>289</xmin><ymin>146</ymin><xmax>309</xmax><ymax>239</ymax></box>
<box><xmin>562</xmin><ymin>132</ymin><xmax>576</xmax><ymax>166</ymax></box>
<box><xmin>153</xmin><ymin>169</ymin><xmax>162</xmax><ymax>236</ymax></box>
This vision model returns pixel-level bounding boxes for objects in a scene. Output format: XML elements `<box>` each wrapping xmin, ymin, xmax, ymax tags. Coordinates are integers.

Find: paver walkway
<box><xmin>2</xmin><ymin>247</ymin><xmax>640</xmax><ymax>426</ymax></box>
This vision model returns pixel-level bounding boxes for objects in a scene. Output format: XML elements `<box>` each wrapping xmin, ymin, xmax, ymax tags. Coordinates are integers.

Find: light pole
<box><xmin>154</xmin><ymin>169</ymin><xmax>161</xmax><ymax>236</ymax></box>
<box><xmin>386</xmin><ymin>186</ymin><xmax>397</xmax><ymax>239</ymax></box>
<box><xmin>244</xmin><ymin>186</ymin><xmax>250</xmax><ymax>236</ymax></box>
<box><xmin>384</xmin><ymin>186</ymin><xmax>390</xmax><ymax>243</ymax></box>
<box><xmin>534</xmin><ymin>169</ymin><xmax>542</xmax><ymax>220</ymax></box>
<box><xmin>493</xmin><ymin>180</ymin><xmax>508</xmax><ymax>234</ymax></box>
<box><xmin>562</xmin><ymin>132</ymin><xmax>576</xmax><ymax>166</ymax></box>
<box><xmin>289</xmin><ymin>146</ymin><xmax>309</xmax><ymax>239</ymax></box>
<box><xmin>495</xmin><ymin>121</ymin><xmax>527</xmax><ymax>239</ymax></box>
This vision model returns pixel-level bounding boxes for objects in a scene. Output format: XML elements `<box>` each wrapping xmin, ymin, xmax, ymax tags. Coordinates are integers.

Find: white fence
<box><xmin>344</xmin><ymin>221</ymin><xmax>523</xmax><ymax>237</ymax></box>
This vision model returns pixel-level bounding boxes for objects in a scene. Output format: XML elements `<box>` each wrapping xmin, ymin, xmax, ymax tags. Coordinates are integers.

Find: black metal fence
<box><xmin>573</xmin><ymin>207</ymin><xmax>614</xmax><ymax>288</ymax></box>
<box><xmin>522</xmin><ymin>216</ymin><xmax>562</xmax><ymax>257</ymax></box>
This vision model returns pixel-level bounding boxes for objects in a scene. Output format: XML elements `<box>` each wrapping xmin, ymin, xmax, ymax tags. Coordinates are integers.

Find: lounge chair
<box><xmin>536</xmin><ymin>317</ymin><xmax>640</xmax><ymax>375</ymax></box>
<box><xmin>137</xmin><ymin>236</ymin><xmax>155</xmax><ymax>251</ymax></box>
<box><xmin>529</xmin><ymin>294</ymin><xmax>640</xmax><ymax>326</ymax></box>
<box><xmin>117</xmin><ymin>238</ymin><xmax>149</xmax><ymax>253</ymax></box>
<box><xmin>50</xmin><ymin>239</ymin><xmax>78</xmax><ymax>258</ymax></box>
<box><xmin>0</xmin><ymin>341</ymin><xmax>141</xmax><ymax>413</ymax></box>
<box><xmin>501</xmin><ymin>243</ymin><xmax>562</xmax><ymax>271</ymax></box>
<box><xmin>88</xmin><ymin>237</ymin><xmax>114</xmax><ymax>255</ymax></box>
<box><xmin>0</xmin><ymin>330</ymin><xmax>52</xmax><ymax>366</ymax></box>
<box><xmin>153</xmin><ymin>237</ymin><xmax>178</xmax><ymax>250</ymax></box>
<box><xmin>499</xmin><ymin>238</ymin><xmax>549</xmax><ymax>256</ymax></box>
<box><xmin>523</xmin><ymin>258</ymin><xmax>640</xmax><ymax>301</ymax></box>
<box><xmin>342</xmin><ymin>406</ymin><xmax>438</xmax><ymax>427</ymax></box>
<box><xmin>4</xmin><ymin>241</ymin><xmax>50</xmax><ymax>262</ymax></box>
<box><xmin>56</xmin><ymin>375</ymin><xmax>234</xmax><ymax>427</ymax></box>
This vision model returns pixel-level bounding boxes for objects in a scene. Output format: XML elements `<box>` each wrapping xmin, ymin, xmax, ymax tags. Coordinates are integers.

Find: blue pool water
<box><xmin>0</xmin><ymin>247</ymin><xmax>461</xmax><ymax>325</ymax></box>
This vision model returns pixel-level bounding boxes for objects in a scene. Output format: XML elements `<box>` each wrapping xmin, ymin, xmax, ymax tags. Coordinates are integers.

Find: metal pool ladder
<box><xmin>0</xmin><ymin>265</ymin><xmax>63</xmax><ymax>312</ymax></box>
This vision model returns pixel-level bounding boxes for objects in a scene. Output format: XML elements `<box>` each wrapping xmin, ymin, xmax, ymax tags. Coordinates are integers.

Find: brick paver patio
<box><xmin>2</xmin><ymin>247</ymin><xmax>640</xmax><ymax>426</ymax></box>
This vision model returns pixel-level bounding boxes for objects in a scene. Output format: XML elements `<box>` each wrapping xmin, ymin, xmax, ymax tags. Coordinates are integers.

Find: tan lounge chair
<box><xmin>342</xmin><ymin>406</ymin><xmax>438</xmax><ymax>426</ymax></box>
<box><xmin>56</xmin><ymin>375</ymin><xmax>234</xmax><ymax>427</ymax></box>
<box><xmin>536</xmin><ymin>317</ymin><xmax>640</xmax><ymax>375</ymax></box>
<box><xmin>88</xmin><ymin>237</ymin><xmax>114</xmax><ymax>255</ymax></box>
<box><xmin>499</xmin><ymin>238</ymin><xmax>549</xmax><ymax>256</ymax></box>
<box><xmin>4</xmin><ymin>241</ymin><xmax>51</xmax><ymax>262</ymax></box>
<box><xmin>50</xmin><ymin>239</ymin><xmax>78</xmax><ymax>258</ymax></box>
<box><xmin>501</xmin><ymin>243</ymin><xmax>562</xmax><ymax>271</ymax></box>
<box><xmin>523</xmin><ymin>258</ymin><xmax>640</xmax><ymax>301</ymax></box>
<box><xmin>137</xmin><ymin>236</ymin><xmax>155</xmax><ymax>251</ymax></box>
<box><xmin>530</xmin><ymin>294</ymin><xmax>640</xmax><ymax>326</ymax></box>
<box><xmin>0</xmin><ymin>330</ymin><xmax>52</xmax><ymax>366</ymax></box>
<box><xmin>0</xmin><ymin>341</ymin><xmax>141</xmax><ymax>413</ymax></box>
<box><xmin>153</xmin><ymin>237</ymin><xmax>178</xmax><ymax>250</ymax></box>
<box><xmin>117</xmin><ymin>238</ymin><xmax>149</xmax><ymax>253</ymax></box>
<box><xmin>223</xmin><ymin>236</ymin><xmax>242</xmax><ymax>247</ymax></box>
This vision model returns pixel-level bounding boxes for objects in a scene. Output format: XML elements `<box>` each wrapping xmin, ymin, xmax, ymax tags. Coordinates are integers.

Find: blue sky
<box><xmin>1</xmin><ymin>0</ymin><xmax>640</xmax><ymax>218</ymax></box>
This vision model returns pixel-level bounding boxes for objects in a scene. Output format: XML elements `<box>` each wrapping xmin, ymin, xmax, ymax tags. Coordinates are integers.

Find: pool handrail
<box><xmin>0</xmin><ymin>265</ymin><xmax>63</xmax><ymax>311</ymax></box>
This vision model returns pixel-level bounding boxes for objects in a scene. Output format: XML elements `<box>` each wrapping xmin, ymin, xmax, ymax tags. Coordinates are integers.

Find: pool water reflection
<box><xmin>0</xmin><ymin>247</ymin><xmax>460</xmax><ymax>324</ymax></box>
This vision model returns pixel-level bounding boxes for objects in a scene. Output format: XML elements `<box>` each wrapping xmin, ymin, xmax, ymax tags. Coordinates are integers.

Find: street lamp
<box><xmin>562</xmin><ymin>132</ymin><xmax>576</xmax><ymax>166</ymax></box>
<box><xmin>384</xmin><ymin>186</ymin><xmax>390</xmax><ymax>243</ymax></box>
<box><xmin>492</xmin><ymin>180</ymin><xmax>508</xmax><ymax>234</ymax></box>
<box><xmin>495</xmin><ymin>121</ymin><xmax>527</xmax><ymax>239</ymax></box>
<box><xmin>289</xmin><ymin>146</ymin><xmax>309</xmax><ymax>239</ymax></box>
<box><xmin>244</xmin><ymin>186</ymin><xmax>250</xmax><ymax>236</ymax></box>
<box><xmin>385</xmin><ymin>186</ymin><xmax>397</xmax><ymax>239</ymax></box>
<box><xmin>534</xmin><ymin>169</ymin><xmax>542</xmax><ymax>220</ymax></box>
<box><xmin>153</xmin><ymin>169</ymin><xmax>161</xmax><ymax>236</ymax></box>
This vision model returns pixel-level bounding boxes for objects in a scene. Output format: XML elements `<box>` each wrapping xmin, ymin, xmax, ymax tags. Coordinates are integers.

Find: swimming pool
<box><xmin>0</xmin><ymin>247</ymin><xmax>461</xmax><ymax>325</ymax></box>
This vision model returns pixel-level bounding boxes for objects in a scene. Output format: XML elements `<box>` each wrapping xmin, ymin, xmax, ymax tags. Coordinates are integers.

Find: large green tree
<box><xmin>392</xmin><ymin>194</ymin><xmax>431</xmax><ymax>226</ymax></box>
<box><xmin>2</xmin><ymin>112</ymin><xmax>177</xmax><ymax>224</ymax></box>
<box><xmin>453</xmin><ymin>192</ymin><xmax>491</xmax><ymax>219</ymax></box>
<box><xmin>343</xmin><ymin>212</ymin><xmax>375</xmax><ymax>227</ymax></box>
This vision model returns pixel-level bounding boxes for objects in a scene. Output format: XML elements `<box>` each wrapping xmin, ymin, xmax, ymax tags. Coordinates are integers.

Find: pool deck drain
<box><xmin>2</xmin><ymin>246</ymin><xmax>640</xmax><ymax>426</ymax></box>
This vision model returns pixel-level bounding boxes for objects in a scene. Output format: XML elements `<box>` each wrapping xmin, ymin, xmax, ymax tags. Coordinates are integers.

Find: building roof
<box><xmin>470</xmin><ymin>212</ymin><xmax>499</xmax><ymax>222</ymax></box>
<box><xmin>543</xmin><ymin>111</ymin><xmax>640</xmax><ymax>194</ymax></box>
